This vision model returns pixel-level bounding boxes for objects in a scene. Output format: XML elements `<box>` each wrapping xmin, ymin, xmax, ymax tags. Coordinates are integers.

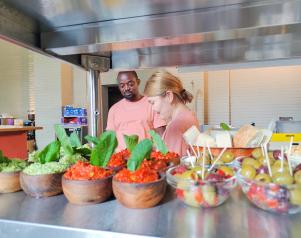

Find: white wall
<box><xmin>230</xmin><ymin>66</ymin><xmax>301</xmax><ymax>127</ymax></box>
<box><xmin>72</xmin><ymin>66</ymin><xmax>88</xmax><ymax>108</ymax></box>
<box><xmin>0</xmin><ymin>40</ymin><xmax>30</xmax><ymax>118</ymax></box>
<box><xmin>207</xmin><ymin>71</ymin><xmax>230</xmax><ymax>125</ymax></box>
<box><xmin>31</xmin><ymin>54</ymin><xmax>62</xmax><ymax>149</ymax></box>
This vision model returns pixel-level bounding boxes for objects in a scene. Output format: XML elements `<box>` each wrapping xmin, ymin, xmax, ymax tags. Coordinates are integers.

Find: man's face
<box><xmin>118</xmin><ymin>73</ymin><xmax>140</xmax><ymax>101</ymax></box>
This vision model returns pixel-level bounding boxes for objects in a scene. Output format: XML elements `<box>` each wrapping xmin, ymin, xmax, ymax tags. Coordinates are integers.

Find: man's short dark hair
<box><xmin>117</xmin><ymin>71</ymin><xmax>139</xmax><ymax>81</ymax></box>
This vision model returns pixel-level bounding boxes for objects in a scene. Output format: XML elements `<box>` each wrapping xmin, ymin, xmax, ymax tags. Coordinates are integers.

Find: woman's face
<box><xmin>147</xmin><ymin>92</ymin><xmax>173</xmax><ymax>122</ymax></box>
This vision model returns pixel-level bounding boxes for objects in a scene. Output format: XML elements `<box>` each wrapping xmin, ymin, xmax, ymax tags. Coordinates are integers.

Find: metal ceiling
<box><xmin>1</xmin><ymin>0</ymin><xmax>301</xmax><ymax>69</ymax></box>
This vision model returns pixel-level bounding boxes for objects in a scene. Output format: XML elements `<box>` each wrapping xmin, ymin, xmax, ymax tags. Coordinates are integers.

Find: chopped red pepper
<box><xmin>114</xmin><ymin>167</ymin><xmax>159</xmax><ymax>183</ymax></box>
<box><xmin>64</xmin><ymin>161</ymin><xmax>113</xmax><ymax>180</ymax></box>
<box><xmin>150</xmin><ymin>151</ymin><xmax>179</xmax><ymax>161</ymax></box>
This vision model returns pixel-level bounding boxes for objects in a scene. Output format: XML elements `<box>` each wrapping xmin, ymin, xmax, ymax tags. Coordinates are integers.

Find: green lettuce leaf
<box><xmin>90</xmin><ymin>131</ymin><xmax>118</xmax><ymax>167</ymax></box>
<box><xmin>54</xmin><ymin>124</ymin><xmax>74</xmax><ymax>156</ymax></box>
<box><xmin>38</xmin><ymin>141</ymin><xmax>61</xmax><ymax>164</ymax></box>
<box><xmin>70</xmin><ymin>131</ymin><xmax>82</xmax><ymax>147</ymax></box>
<box><xmin>127</xmin><ymin>139</ymin><xmax>153</xmax><ymax>171</ymax></box>
<box><xmin>149</xmin><ymin>130</ymin><xmax>168</xmax><ymax>155</ymax></box>
<box><xmin>220</xmin><ymin>122</ymin><xmax>231</xmax><ymax>131</ymax></box>
<box><xmin>124</xmin><ymin>134</ymin><xmax>139</xmax><ymax>152</ymax></box>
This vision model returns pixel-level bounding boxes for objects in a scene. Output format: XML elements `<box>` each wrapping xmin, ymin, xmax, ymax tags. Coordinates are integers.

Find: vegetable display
<box><xmin>24</xmin><ymin>125</ymin><xmax>86</xmax><ymax>175</ymax></box>
<box><xmin>107</xmin><ymin>149</ymin><xmax>129</xmax><ymax>168</ymax></box>
<box><xmin>90</xmin><ymin>131</ymin><xmax>118</xmax><ymax>167</ymax></box>
<box><xmin>63</xmin><ymin>131</ymin><xmax>117</xmax><ymax>180</ymax></box>
<box><xmin>23</xmin><ymin>162</ymin><xmax>69</xmax><ymax>176</ymax></box>
<box><xmin>64</xmin><ymin>161</ymin><xmax>113</xmax><ymax>180</ymax></box>
<box><xmin>0</xmin><ymin>150</ymin><xmax>27</xmax><ymax>173</ymax></box>
<box><xmin>112</xmin><ymin>130</ymin><xmax>180</xmax><ymax>183</ymax></box>
<box><xmin>114</xmin><ymin>138</ymin><xmax>161</xmax><ymax>183</ymax></box>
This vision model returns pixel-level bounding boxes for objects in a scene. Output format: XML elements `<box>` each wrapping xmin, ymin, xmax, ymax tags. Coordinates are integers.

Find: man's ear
<box><xmin>137</xmin><ymin>78</ymin><xmax>141</xmax><ymax>85</ymax></box>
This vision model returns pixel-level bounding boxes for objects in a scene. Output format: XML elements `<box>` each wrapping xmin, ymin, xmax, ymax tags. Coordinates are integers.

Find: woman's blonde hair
<box><xmin>144</xmin><ymin>70</ymin><xmax>193</xmax><ymax>104</ymax></box>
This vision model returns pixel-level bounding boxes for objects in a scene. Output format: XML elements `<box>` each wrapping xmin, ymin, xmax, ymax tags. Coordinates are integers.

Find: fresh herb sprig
<box><xmin>90</xmin><ymin>131</ymin><xmax>118</xmax><ymax>167</ymax></box>
<box><xmin>127</xmin><ymin>139</ymin><xmax>153</xmax><ymax>171</ymax></box>
<box><xmin>149</xmin><ymin>130</ymin><xmax>168</xmax><ymax>155</ymax></box>
<box><xmin>124</xmin><ymin>134</ymin><xmax>139</xmax><ymax>152</ymax></box>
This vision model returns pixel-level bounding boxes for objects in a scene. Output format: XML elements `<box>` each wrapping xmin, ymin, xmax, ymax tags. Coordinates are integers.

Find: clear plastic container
<box><xmin>237</xmin><ymin>171</ymin><xmax>301</xmax><ymax>214</ymax></box>
<box><xmin>166</xmin><ymin>165</ymin><xmax>237</xmax><ymax>208</ymax></box>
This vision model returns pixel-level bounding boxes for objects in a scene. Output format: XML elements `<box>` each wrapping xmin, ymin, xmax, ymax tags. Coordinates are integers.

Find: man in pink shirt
<box><xmin>106</xmin><ymin>71</ymin><xmax>166</xmax><ymax>151</ymax></box>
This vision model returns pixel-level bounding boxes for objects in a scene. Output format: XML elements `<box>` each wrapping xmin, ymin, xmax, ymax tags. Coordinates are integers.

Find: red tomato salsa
<box><xmin>64</xmin><ymin>161</ymin><xmax>113</xmax><ymax>180</ymax></box>
<box><xmin>107</xmin><ymin>149</ymin><xmax>130</xmax><ymax>168</ymax></box>
<box><xmin>151</xmin><ymin>151</ymin><xmax>179</xmax><ymax>161</ymax></box>
<box><xmin>114</xmin><ymin>166</ymin><xmax>159</xmax><ymax>183</ymax></box>
<box><xmin>141</xmin><ymin>159</ymin><xmax>168</xmax><ymax>172</ymax></box>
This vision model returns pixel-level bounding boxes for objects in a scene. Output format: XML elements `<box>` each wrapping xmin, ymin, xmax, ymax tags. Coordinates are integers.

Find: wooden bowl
<box><xmin>106</xmin><ymin>165</ymin><xmax>124</xmax><ymax>173</ymax></box>
<box><xmin>112</xmin><ymin>174</ymin><xmax>166</xmax><ymax>209</ymax></box>
<box><xmin>0</xmin><ymin>171</ymin><xmax>21</xmax><ymax>193</ymax></box>
<box><xmin>194</xmin><ymin>146</ymin><xmax>259</xmax><ymax>158</ymax></box>
<box><xmin>62</xmin><ymin>175</ymin><xmax>113</xmax><ymax>205</ymax></box>
<box><xmin>20</xmin><ymin>172</ymin><xmax>63</xmax><ymax>198</ymax></box>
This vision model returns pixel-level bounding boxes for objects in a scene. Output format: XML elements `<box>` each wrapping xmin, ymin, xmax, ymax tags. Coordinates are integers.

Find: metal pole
<box><xmin>82</xmin><ymin>55</ymin><xmax>110</xmax><ymax>138</ymax></box>
<box><xmin>87</xmin><ymin>68</ymin><xmax>100</xmax><ymax>137</ymax></box>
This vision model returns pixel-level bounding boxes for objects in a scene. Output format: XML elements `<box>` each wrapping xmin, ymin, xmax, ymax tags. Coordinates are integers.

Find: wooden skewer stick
<box><xmin>206</xmin><ymin>142</ymin><xmax>213</xmax><ymax>161</ymax></box>
<box><xmin>208</xmin><ymin>147</ymin><xmax>227</xmax><ymax>172</ymax></box>
<box><xmin>280</xmin><ymin>146</ymin><xmax>284</xmax><ymax>173</ymax></box>
<box><xmin>262</xmin><ymin>144</ymin><xmax>272</xmax><ymax>177</ymax></box>
<box><xmin>202</xmin><ymin>146</ymin><xmax>207</xmax><ymax>180</ymax></box>
<box><xmin>287</xmin><ymin>137</ymin><xmax>294</xmax><ymax>176</ymax></box>
<box><xmin>189</xmin><ymin>143</ymin><xmax>198</xmax><ymax>158</ymax></box>
<box><xmin>186</xmin><ymin>149</ymin><xmax>195</xmax><ymax>168</ymax></box>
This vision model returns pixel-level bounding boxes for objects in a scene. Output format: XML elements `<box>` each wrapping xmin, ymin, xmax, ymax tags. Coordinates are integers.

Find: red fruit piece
<box><xmin>176</xmin><ymin>189</ymin><xmax>184</xmax><ymax>199</ymax></box>
<box><xmin>206</xmin><ymin>173</ymin><xmax>223</xmax><ymax>182</ymax></box>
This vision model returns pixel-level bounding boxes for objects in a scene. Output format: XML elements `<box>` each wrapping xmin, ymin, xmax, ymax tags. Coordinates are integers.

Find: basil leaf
<box><xmin>124</xmin><ymin>134</ymin><xmax>139</xmax><ymax>152</ymax></box>
<box><xmin>90</xmin><ymin>131</ymin><xmax>118</xmax><ymax>167</ymax></box>
<box><xmin>127</xmin><ymin>139</ymin><xmax>153</xmax><ymax>171</ymax></box>
<box><xmin>38</xmin><ymin>141</ymin><xmax>61</xmax><ymax>164</ymax></box>
<box><xmin>220</xmin><ymin>122</ymin><xmax>231</xmax><ymax>131</ymax></box>
<box><xmin>149</xmin><ymin>130</ymin><xmax>168</xmax><ymax>155</ymax></box>
<box><xmin>70</xmin><ymin>131</ymin><xmax>82</xmax><ymax>147</ymax></box>
<box><xmin>54</xmin><ymin>124</ymin><xmax>74</xmax><ymax>156</ymax></box>
<box><xmin>85</xmin><ymin>135</ymin><xmax>99</xmax><ymax>145</ymax></box>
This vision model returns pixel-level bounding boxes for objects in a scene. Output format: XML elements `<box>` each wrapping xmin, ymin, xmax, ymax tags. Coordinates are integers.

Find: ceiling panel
<box><xmin>5</xmin><ymin>0</ymin><xmax>256</xmax><ymax>29</ymax></box>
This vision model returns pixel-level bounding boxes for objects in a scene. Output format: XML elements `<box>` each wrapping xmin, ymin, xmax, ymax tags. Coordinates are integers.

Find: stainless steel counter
<box><xmin>0</xmin><ymin>187</ymin><xmax>300</xmax><ymax>238</ymax></box>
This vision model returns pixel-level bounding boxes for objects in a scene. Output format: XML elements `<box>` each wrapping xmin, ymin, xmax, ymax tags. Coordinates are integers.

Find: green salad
<box><xmin>0</xmin><ymin>151</ymin><xmax>27</xmax><ymax>173</ymax></box>
<box><xmin>23</xmin><ymin>161</ymin><xmax>69</xmax><ymax>176</ymax></box>
<box><xmin>24</xmin><ymin>125</ymin><xmax>88</xmax><ymax>176</ymax></box>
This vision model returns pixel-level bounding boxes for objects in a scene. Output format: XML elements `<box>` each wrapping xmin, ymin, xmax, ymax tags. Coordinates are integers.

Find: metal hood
<box><xmin>1</xmin><ymin>0</ymin><xmax>301</xmax><ymax>69</ymax></box>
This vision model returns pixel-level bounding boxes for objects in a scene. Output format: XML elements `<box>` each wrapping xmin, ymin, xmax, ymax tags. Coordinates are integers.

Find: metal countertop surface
<box><xmin>0</xmin><ymin>187</ymin><xmax>300</xmax><ymax>238</ymax></box>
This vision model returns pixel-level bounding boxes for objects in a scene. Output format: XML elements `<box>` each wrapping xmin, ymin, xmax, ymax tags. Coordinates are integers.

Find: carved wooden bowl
<box><xmin>20</xmin><ymin>172</ymin><xmax>63</xmax><ymax>198</ymax></box>
<box><xmin>62</xmin><ymin>175</ymin><xmax>113</xmax><ymax>205</ymax></box>
<box><xmin>112</xmin><ymin>174</ymin><xmax>166</xmax><ymax>209</ymax></box>
<box><xmin>0</xmin><ymin>171</ymin><xmax>21</xmax><ymax>193</ymax></box>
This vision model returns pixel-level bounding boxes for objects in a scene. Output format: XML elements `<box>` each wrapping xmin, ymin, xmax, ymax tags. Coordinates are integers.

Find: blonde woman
<box><xmin>144</xmin><ymin>70</ymin><xmax>199</xmax><ymax>156</ymax></box>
